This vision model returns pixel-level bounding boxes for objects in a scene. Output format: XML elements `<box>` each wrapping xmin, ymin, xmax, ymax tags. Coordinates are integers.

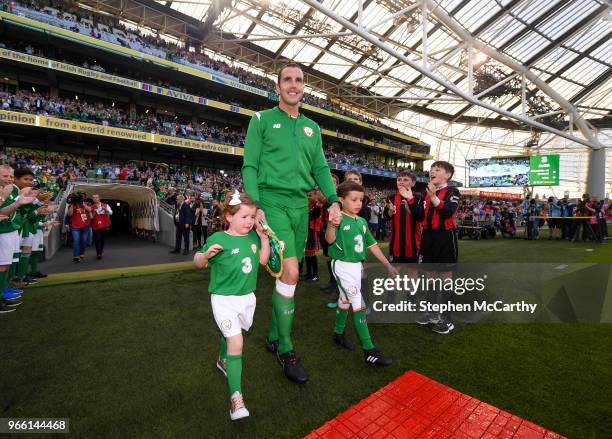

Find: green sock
<box><xmin>334</xmin><ymin>308</ymin><xmax>349</xmax><ymax>334</ymax></box>
<box><xmin>226</xmin><ymin>354</ymin><xmax>242</xmax><ymax>395</ymax></box>
<box><xmin>0</xmin><ymin>271</ymin><xmax>6</xmax><ymax>292</ymax></box>
<box><xmin>219</xmin><ymin>336</ymin><xmax>227</xmax><ymax>362</ymax></box>
<box><xmin>267</xmin><ymin>303</ymin><xmax>279</xmax><ymax>342</ymax></box>
<box><xmin>353</xmin><ymin>309</ymin><xmax>374</xmax><ymax>350</ymax></box>
<box><xmin>17</xmin><ymin>254</ymin><xmax>30</xmax><ymax>280</ymax></box>
<box><xmin>9</xmin><ymin>258</ymin><xmax>18</xmax><ymax>281</ymax></box>
<box><xmin>29</xmin><ymin>251</ymin><xmax>40</xmax><ymax>274</ymax></box>
<box><xmin>272</xmin><ymin>290</ymin><xmax>295</xmax><ymax>354</ymax></box>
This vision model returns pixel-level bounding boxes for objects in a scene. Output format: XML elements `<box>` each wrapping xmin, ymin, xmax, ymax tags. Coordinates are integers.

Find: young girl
<box><xmin>326</xmin><ymin>181</ymin><xmax>397</xmax><ymax>365</ymax></box>
<box><xmin>194</xmin><ymin>190</ymin><xmax>270</xmax><ymax>421</ymax></box>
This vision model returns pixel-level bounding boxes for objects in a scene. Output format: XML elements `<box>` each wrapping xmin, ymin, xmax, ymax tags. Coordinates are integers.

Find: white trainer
<box><xmin>230</xmin><ymin>391</ymin><xmax>250</xmax><ymax>421</ymax></box>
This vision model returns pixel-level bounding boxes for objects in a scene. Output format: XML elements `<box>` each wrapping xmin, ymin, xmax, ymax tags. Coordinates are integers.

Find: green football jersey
<box><xmin>0</xmin><ymin>185</ymin><xmax>21</xmax><ymax>234</ymax></box>
<box><xmin>328</xmin><ymin>213</ymin><xmax>377</xmax><ymax>262</ymax></box>
<box><xmin>200</xmin><ymin>230</ymin><xmax>261</xmax><ymax>295</ymax></box>
<box><xmin>45</xmin><ymin>181</ymin><xmax>60</xmax><ymax>198</ymax></box>
<box><xmin>242</xmin><ymin>106</ymin><xmax>338</xmax><ymax>208</ymax></box>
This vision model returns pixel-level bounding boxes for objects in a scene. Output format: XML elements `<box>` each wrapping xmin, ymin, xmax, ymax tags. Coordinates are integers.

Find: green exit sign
<box><xmin>529</xmin><ymin>155</ymin><xmax>559</xmax><ymax>186</ymax></box>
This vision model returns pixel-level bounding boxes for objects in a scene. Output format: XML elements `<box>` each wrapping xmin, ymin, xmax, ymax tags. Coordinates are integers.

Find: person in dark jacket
<box><xmin>170</xmin><ymin>194</ymin><xmax>194</xmax><ymax>255</ymax></box>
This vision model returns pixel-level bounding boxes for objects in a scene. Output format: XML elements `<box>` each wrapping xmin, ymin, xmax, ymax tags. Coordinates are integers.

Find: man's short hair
<box><xmin>14</xmin><ymin>167</ymin><xmax>34</xmax><ymax>179</ymax></box>
<box><xmin>344</xmin><ymin>170</ymin><xmax>362</xmax><ymax>182</ymax></box>
<box><xmin>431</xmin><ymin>161</ymin><xmax>455</xmax><ymax>179</ymax></box>
<box><xmin>337</xmin><ymin>181</ymin><xmax>364</xmax><ymax>198</ymax></box>
<box><xmin>277</xmin><ymin>62</ymin><xmax>303</xmax><ymax>84</ymax></box>
<box><xmin>398</xmin><ymin>170</ymin><xmax>416</xmax><ymax>180</ymax></box>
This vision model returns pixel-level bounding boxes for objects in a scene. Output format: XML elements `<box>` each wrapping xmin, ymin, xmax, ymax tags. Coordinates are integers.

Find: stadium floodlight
<box><xmin>472</xmin><ymin>50</ymin><xmax>488</xmax><ymax>66</ymax></box>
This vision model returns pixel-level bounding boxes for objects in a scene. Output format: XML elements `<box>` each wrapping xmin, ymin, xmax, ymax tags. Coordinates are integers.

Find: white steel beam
<box><xmin>301</xmin><ymin>0</ymin><xmax>604</xmax><ymax>150</ymax></box>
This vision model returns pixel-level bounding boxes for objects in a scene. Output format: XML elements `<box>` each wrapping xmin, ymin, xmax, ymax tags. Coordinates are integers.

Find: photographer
<box><xmin>91</xmin><ymin>194</ymin><xmax>112</xmax><ymax>260</ymax></box>
<box><xmin>67</xmin><ymin>192</ymin><xmax>92</xmax><ymax>262</ymax></box>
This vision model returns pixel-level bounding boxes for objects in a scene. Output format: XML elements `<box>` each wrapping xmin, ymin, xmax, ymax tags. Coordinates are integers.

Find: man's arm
<box><xmin>311</xmin><ymin>127</ymin><xmax>338</xmax><ymax>205</ymax></box>
<box><xmin>241</xmin><ymin>113</ymin><xmax>264</xmax><ymax>205</ymax></box>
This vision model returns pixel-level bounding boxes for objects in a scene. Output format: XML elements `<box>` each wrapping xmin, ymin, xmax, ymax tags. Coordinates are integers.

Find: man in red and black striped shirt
<box><xmin>387</xmin><ymin>170</ymin><xmax>424</xmax><ymax>264</ymax></box>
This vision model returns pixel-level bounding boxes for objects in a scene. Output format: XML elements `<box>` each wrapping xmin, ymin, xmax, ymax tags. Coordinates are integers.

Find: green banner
<box><xmin>529</xmin><ymin>154</ymin><xmax>560</xmax><ymax>186</ymax></box>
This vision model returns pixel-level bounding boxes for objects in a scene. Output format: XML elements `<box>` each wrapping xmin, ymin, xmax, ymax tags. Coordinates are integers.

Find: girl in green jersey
<box><xmin>194</xmin><ymin>191</ymin><xmax>270</xmax><ymax>421</ymax></box>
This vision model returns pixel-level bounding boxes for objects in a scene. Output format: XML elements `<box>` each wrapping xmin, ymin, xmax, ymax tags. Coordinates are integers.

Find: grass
<box><xmin>2</xmin><ymin>235</ymin><xmax>611</xmax><ymax>438</ymax></box>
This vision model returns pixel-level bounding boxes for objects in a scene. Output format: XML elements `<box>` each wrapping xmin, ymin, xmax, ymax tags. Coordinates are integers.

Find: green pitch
<box><xmin>2</xmin><ymin>236</ymin><xmax>611</xmax><ymax>438</ymax></box>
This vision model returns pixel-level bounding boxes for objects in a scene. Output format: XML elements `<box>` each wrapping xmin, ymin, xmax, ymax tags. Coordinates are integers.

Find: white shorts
<box><xmin>332</xmin><ymin>259</ymin><xmax>366</xmax><ymax>311</ymax></box>
<box><xmin>20</xmin><ymin>233</ymin><xmax>33</xmax><ymax>248</ymax></box>
<box><xmin>32</xmin><ymin>229</ymin><xmax>44</xmax><ymax>251</ymax></box>
<box><xmin>211</xmin><ymin>293</ymin><xmax>256</xmax><ymax>338</ymax></box>
<box><xmin>0</xmin><ymin>230</ymin><xmax>20</xmax><ymax>265</ymax></box>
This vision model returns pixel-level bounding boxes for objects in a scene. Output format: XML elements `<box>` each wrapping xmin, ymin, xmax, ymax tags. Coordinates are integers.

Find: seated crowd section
<box><xmin>0</xmin><ymin>0</ymin><xmax>418</xmax><ymax>144</ymax></box>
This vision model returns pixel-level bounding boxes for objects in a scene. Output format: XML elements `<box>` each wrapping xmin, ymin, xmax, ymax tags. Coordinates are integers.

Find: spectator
<box><xmin>170</xmin><ymin>194</ymin><xmax>193</xmax><ymax>255</ymax></box>
<box><xmin>193</xmin><ymin>198</ymin><xmax>208</xmax><ymax>250</ymax></box>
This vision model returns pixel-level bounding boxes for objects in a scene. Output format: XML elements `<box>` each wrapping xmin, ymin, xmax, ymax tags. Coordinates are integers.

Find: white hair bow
<box><xmin>229</xmin><ymin>190</ymin><xmax>242</xmax><ymax>206</ymax></box>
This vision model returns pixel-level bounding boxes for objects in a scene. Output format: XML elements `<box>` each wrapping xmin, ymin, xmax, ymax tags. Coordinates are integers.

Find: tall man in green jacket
<box><xmin>242</xmin><ymin>63</ymin><xmax>341</xmax><ymax>383</ymax></box>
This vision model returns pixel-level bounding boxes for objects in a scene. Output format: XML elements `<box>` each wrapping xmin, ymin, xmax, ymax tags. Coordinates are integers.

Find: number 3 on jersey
<box><xmin>241</xmin><ymin>257</ymin><xmax>253</xmax><ymax>274</ymax></box>
<box><xmin>354</xmin><ymin>235</ymin><xmax>363</xmax><ymax>253</ymax></box>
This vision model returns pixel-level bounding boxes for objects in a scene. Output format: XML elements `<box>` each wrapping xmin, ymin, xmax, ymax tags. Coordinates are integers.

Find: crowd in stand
<box><xmin>3</xmin><ymin>0</ymin><xmax>411</xmax><ymax>138</ymax></box>
<box><xmin>4</xmin><ymin>149</ymin><xmax>610</xmax><ymax>247</ymax></box>
<box><xmin>324</xmin><ymin>151</ymin><xmax>427</xmax><ymax>176</ymax></box>
<box><xmin>1</xmin><ymin>87</ymin><xmax>416</xmax><ymax>154</ymax></box>
<box><xmin>457</xmin><ymin>195</ymin><xmax>611</xmax><ymax>242</ymax></box>
<box><xmin>1</xmin><ymin>86</ymin><xmax>423</xmax><ymax>176</ymax></box>
<box><xmin>0</xmin><ymin>90</ymin><xmax>247</xmax><ymax>147</ymax></box>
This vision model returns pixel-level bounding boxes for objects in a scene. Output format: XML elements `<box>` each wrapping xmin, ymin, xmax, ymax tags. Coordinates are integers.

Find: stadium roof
<box><xmin>79</xmin><ymin>0</ymin><xmax>611</xmax><ymax>147</ymax></box>
<box><xmin>141</xmin><ymin>0</ymin><xmax>611</xmax><ymax>132</ymax></box>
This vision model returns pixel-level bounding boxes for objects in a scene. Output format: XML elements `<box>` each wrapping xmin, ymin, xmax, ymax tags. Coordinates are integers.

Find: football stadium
<box><xmin>0</xmin><ymin>0</ymin><xmax>611</xmax><ymax>437</ymax></box>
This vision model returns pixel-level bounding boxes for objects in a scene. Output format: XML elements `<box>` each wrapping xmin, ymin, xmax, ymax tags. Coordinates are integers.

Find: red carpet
<box><xmin>305</xmin><ymin>371</ymin><xmax>565</xmax><ymax>439</ymax></box>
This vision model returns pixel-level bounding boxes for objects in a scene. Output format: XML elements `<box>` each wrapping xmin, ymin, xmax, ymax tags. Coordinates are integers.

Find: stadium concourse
<box><xmin>1</xmin><ymin>0</ymin><xmax>611</xmax><ymax>438</ymax></box>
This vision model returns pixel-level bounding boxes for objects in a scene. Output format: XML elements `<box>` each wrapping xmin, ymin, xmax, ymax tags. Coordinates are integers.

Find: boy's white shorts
<box><xmin>0</xmin><ymin>230</ymin><xmax>20</xmax><ymax>265</ymax></box>
<box><xmin>20</xmin><ymin>232</ymin><xmax>34</xmax><ymax>248</ymax></box>
<box><xmin>211</xmin><ymin>293</ymin><xmax>256</xmax><ymax>338</ymax></box>
<box><xmin>32</xmin><ymin>229</ymin><xmax>44</xmax><ymax>252</ymax></box>
<box><xmin>332</xmin><ymin>260</ymin><xmax>366</xmax><ymax>311</ymax></box>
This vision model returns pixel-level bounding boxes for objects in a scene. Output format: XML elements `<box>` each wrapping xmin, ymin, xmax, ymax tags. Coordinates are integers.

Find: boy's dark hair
<box><xmin>277</xmin><ymin>62</ymin><xmax>303</xmax><ymax>85</ymax></box>
<box><xmin>337</xmin><ymin>181</ymin><xmax>364</xmax><ymax>198</ymax></box>
<box><xmin>431</xmin><ymin>161</ymin><xmax>455</xmax><ymax>179</ymax></box>
<box><xmin>398</xmin><ymin>170</ymin><xmax>416</xmax><ymax>180</ymax></box>
<box><xmin>14</xmin><ymin>167</ymin><xmax>34</xmax><ymax>179</ymax></box>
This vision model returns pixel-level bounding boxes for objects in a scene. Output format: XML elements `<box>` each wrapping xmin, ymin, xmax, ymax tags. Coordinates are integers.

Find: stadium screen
<box><xmin>467</xmin><ymin>157</ymin><xmax>530</xmax><ymax>188</ymax></box>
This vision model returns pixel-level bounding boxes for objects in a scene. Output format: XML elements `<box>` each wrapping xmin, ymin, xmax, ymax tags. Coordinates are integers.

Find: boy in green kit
<box><xmin>326</xmin><ymin>181</ymin><xmax>397</xmax><ymax>365</ymax></box>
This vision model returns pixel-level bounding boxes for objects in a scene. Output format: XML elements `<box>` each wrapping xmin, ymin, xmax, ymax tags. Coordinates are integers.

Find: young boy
<box><xmin>413</xmin><ymin>161</ymin><xmax>461</xmax><ymax>334</ymax></box>
<box><xmin>13</xmin><ymin>168</ymin><xmax>53</xmax><ymax>286</ymax></box>
<box><xmin>0</xmin><ymin>165</ymin><xmax>37</xmax><ymax>305</ymax></box>
<box><xmin>326</xmin><ymin>181</ymin><xmax>397</xmax><ymax>365</ymax></box>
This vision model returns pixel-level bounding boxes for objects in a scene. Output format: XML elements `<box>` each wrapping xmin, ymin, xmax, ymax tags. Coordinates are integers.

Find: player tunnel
<box><xmin>67</xmin><ymin>183</ymin><xmax>159</xmax><ymax>238</ymax></box>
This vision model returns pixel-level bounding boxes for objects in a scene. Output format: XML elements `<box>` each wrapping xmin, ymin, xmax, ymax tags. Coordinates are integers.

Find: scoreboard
<box><xmin>529</xmin><ymin>154</ymin><xmax>560</xmax><ymax>186</ymax></box>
